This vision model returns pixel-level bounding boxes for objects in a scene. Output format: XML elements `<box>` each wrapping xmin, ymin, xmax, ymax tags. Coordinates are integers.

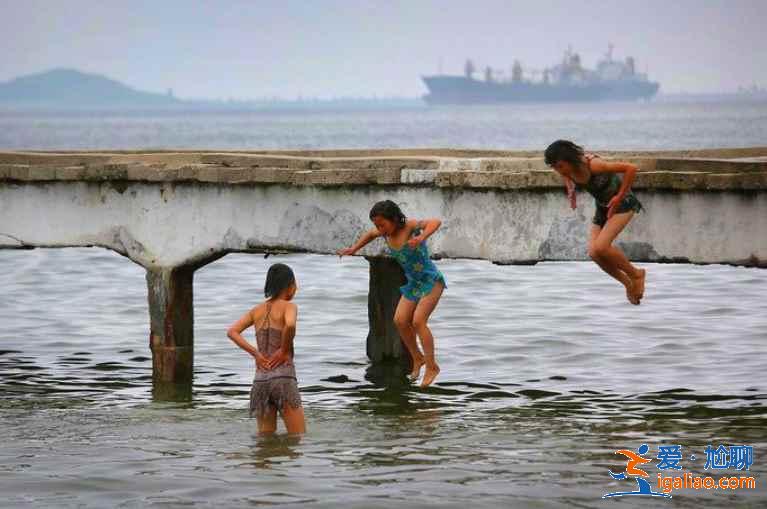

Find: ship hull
<box><xmin>422</xmin><ymin>76</ymin><xmax>660</xmax><ymax>104</ymax></box>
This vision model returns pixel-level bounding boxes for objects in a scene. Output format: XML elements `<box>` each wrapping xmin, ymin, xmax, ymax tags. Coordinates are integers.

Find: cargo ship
<box><xmin>422</xmin><ymin>45</ymin><xmax>659</xmax><ymax>104</ymax></box>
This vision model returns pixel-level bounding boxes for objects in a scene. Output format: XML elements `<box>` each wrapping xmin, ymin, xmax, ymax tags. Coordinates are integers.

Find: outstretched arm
<box><xmin>267</xmin><ymin>303</ymin><xmax>297</xmax><ymax>369</ymax></box>
<box><xmin>337</xmin><ymin>228</ymin><xmax>381</xmax><ymax>257</ymax></box>
<box><xmin>560</xmin><ymin>174</ymin><xmax>577</xmax><ymax>210</ymax></box>
<box><xmin>227</xmin><ymin>309</ymin><xmax>269</xmax><ymax>369</ymax></box>
<box><xmin>407</xmin><ymin>218</ymin><xmax>441</xmax><ymax>248</ymax></box>
<box><xmin>589</xmin><ymin>159</ymin><xmax>638</xmax><ymax>218</ymax></box>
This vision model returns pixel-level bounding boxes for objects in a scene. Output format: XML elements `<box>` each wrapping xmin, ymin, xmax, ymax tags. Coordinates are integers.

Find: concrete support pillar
<box><xmin>146</xmin><ymin>265</ymin><xmax>195</xmax><ymax>400</ymax></box>
<box><xmin>365</xmin><ymin>256</ymin><xmax>411</xmax><ymax>372</ymax></box>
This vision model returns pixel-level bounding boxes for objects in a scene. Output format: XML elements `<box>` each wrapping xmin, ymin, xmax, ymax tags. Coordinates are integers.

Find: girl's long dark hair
<box><xmin>369</xmin><ymin>200</ymin><xmax>406</xmax><ymax>229</ymax></box>
<box><xmin>544</xmin><ymin>140</ymin><xmax>584</xmax><ymax>168</ymax></box>
<box><xmin>264</xmin><ymin>263</ymin><xmax>295</xmax><ymax>299</ymax></box>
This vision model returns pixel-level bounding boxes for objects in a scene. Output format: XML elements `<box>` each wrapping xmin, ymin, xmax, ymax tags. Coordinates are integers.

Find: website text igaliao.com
<box><xmin>656</xmin><ymin>472</ymin><xmax>757</xmax><ymax>494</ymax></box>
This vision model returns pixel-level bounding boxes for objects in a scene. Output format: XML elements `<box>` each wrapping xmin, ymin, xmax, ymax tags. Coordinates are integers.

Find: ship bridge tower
<box><xmin>512</xmin><ymin>60</ymin><xmax>523</xmax><ymax>83</ymax></box>
<box><xmin>464</xmin><ymin>59</ymin><xmax>476</xmax><ymax>79</ymax></box>
<box><xmin>484</xmin><ymin>66</ymin><xmax>493</xmax><ymax>83</ymax></box>
<box><xmin>626</xmin><ymin>56</ymin><xmax>635</xmax><ymax>76</ymax></box>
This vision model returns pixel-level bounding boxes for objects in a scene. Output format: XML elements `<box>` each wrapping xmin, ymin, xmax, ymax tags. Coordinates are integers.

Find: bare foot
<box><xmin>420</xmin><ymin>363</ymin><xmax>440</xmax><ymax>388</ymax></box>
<box><xmin>624</xmin><ymin>280</ymin><xmax>640</xmax><ymax>305</ymax></box>
<box><xmin>409</xmin><ymin>357</ymin><xmax>425</xmax><ymax>380</ymax></box>
<box><xmin>631</xmin><ymin>269</ymin><xmax>646</xmax><ymax>300</ymax></box>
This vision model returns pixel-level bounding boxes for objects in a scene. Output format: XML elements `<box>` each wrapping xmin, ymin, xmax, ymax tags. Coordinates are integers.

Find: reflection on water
<box><xmin>1</xmin><ymin>248</ymin><xmax>765</xmax><ymax>508</ymax></box>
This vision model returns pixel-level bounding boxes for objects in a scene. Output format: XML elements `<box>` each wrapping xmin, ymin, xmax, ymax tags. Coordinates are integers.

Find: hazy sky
<box><xmin>1</xmin><ymin>0</ymin><xmax>765</xmax><ymax>99</ymax></box>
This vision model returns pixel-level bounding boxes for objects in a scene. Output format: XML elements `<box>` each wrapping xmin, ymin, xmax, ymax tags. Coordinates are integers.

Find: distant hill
<box><xmin>0</xmin><ymin>68</ymin><xmax>180</xmax><ymax>108</ymax></box>
<box><xmin>0</xmin><ymin>68</ymin><xmax>424</xmax><ymax>111</ymax></box>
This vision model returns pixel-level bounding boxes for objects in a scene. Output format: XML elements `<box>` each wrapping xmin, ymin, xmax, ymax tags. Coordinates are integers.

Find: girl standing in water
<box><xmin>227</xmin><ymin>263</ymin><xmax>306</xmax><ymax>434</ymax></box>
<box><xmin>338</xmin><ymin>200</ymin><xmax>446</xmax><ymax>387</ymax></box>
<box><xmin>544</xmin><ymin>140</ymin><xmax>646</xmax><ymax>305</ymax></box>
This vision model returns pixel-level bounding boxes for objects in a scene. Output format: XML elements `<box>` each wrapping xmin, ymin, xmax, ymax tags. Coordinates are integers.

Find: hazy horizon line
<box><xmin>2</xmin><ymin>67</ymin><xmax>766</xmax><ymax>105</ymax></box>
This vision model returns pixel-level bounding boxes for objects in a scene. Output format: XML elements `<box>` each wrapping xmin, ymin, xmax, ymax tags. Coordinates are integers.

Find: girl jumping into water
<box><xmin>338</xmin><ymin>200</ymin><xmax>446</xmax><ymax>388</ymax></box>
<box><xmin>227</xmin><ymin>263</ymin><xmax>306</xmax><ymax>434</ymax></box>
<box><xmin>544</xmin><ymin>140</ymin><xmax>646</xmax><ymax>305</ymax></box>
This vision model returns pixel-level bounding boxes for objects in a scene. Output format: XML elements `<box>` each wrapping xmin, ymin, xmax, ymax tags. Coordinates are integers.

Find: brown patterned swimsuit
<box><xmin>580</xmin><ymin>153</ymin><xmax>643</xmax><ymax>227</ymax></box>
<box><xmin>249</xmin><ymin>304</ymin><xmax>302</xmax><ymax>418</ymax></box>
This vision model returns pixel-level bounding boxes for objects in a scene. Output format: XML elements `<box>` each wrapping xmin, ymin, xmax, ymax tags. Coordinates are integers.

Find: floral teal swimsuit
<box><xmin>386</xmin><ymin>227</ymin><xmax>447</xmax><ymax>302</ymax></box>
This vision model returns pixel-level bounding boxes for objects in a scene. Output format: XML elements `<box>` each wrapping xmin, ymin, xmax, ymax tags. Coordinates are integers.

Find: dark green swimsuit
<box><xmin>579</xmin><ymin>153</ymin><xmax>643</xmax><ymax>227</ymax></box>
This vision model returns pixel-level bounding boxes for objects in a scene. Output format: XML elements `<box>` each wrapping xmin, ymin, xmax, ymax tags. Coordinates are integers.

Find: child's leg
<box><xmin>412</xmin><ymin>281</ymin><xmax>445</xmax><ymax>388</ymax></box>
<box><xmin>592</xmin><ymin>211</ymin><xmax>645</xmax><ymax>301</ymax></box>
<box><xmin>281</xmin><ymin>405</ymin><xmax>306</xmax><ymax>435</ymax></box>
<box><xmin>257</xmin><ymin>408</ymin><xmax>278</xmax><ymax>435</ymax></box>
<box><xmin>394</xmin><ymin>296</ymin><xmax>425</xmax><ymax>378</ymax></box>
<box><xmin>587</xmin><ymin>224</ymin><xmax>637</xmax><ymax>304</ymax></box>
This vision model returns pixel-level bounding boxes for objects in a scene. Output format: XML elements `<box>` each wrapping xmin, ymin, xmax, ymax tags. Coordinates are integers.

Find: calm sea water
<box><xmin>0</xmin><ymin>249</ymin><xmax>765</xmax><ymax>508</ymax></box>
<box><xmin>1</xmin><ymin>102</ymin><xmax>766</xmax><ymax>507</ymax></box>
<box><xmin>1</xmin><ymin>100</ymin><xmax>766</xmax><ymax>150</ymax></box>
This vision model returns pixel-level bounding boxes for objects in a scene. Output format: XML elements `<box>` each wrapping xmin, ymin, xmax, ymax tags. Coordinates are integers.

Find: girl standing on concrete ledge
<box><xmin>227</xmin><ymin>263</ymin><xmax>306</xmax><ymax>434</ymax></box>
<box><xmin>545</xmin><ymin>140</ymin><xmax>646</xmax><ymax>305</ymax></box>
<box><xmin>338</xmin><ymin>200</ymin><xmax>446</xmax><ymax>388</ymax></box>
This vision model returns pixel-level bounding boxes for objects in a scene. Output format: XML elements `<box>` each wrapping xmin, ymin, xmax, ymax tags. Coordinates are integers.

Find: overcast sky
<box><xmin>1</xmin><ymin>0</ymin><xmax>765</xmax><ymax>99</ymax></box>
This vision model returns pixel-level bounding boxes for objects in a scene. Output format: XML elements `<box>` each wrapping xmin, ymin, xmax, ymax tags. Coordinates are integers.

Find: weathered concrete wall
<box><xmin>1</xmin><ymin>179</ymin><xmax>765</xmax><ymax>267</ymax></box>
<box><xmin>2</xmin><ymin>149</ymin><xmax>766</xmax><ymax>397</ymax></box>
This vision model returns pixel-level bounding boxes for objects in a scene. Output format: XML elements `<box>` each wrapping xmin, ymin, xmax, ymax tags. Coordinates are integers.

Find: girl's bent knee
<box><xmin>588</xmin><ymin>243</ymin><xmax>608</xmax><ymax>259</ymax></box>
<box><xmin>394</xmin><ymin>316</ymin><xmax>412</xmax><ymax>330</ymax></box>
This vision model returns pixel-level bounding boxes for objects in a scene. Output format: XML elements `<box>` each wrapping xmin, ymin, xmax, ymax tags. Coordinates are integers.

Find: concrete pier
<box><xmin>146</xmin><ymin>266</ymin><xmax>195</xmax><ymax>397</ymax></box>
<box><xmin>1</xmin><ymin>148</ymin><xmax>766</xmax><ymax>398</ymax></box>
<box><xmin>366</xmin><ymin>256</ymin><xmax>409</xmax><ymax>366</ymax></box>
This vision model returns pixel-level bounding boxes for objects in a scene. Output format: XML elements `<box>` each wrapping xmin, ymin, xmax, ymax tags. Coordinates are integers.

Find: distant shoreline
<box><xmin>0</xmin><ymin>98</ymin><xmax>427</xmax><ymax>114</ymax></box>
<box><xmin>654</xmin><ymin>91</ymin><xmax>767</xmax><ymax>103</ymax></box>
<box><xmin>1</xmin><ymin>68</ymin><xmax>765</xmax><ymax>113</ymax></box>
<box><xmin>3</xmin><ymin>94</ymin><xmax>767</xmax><ymax>114</ymax></box>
